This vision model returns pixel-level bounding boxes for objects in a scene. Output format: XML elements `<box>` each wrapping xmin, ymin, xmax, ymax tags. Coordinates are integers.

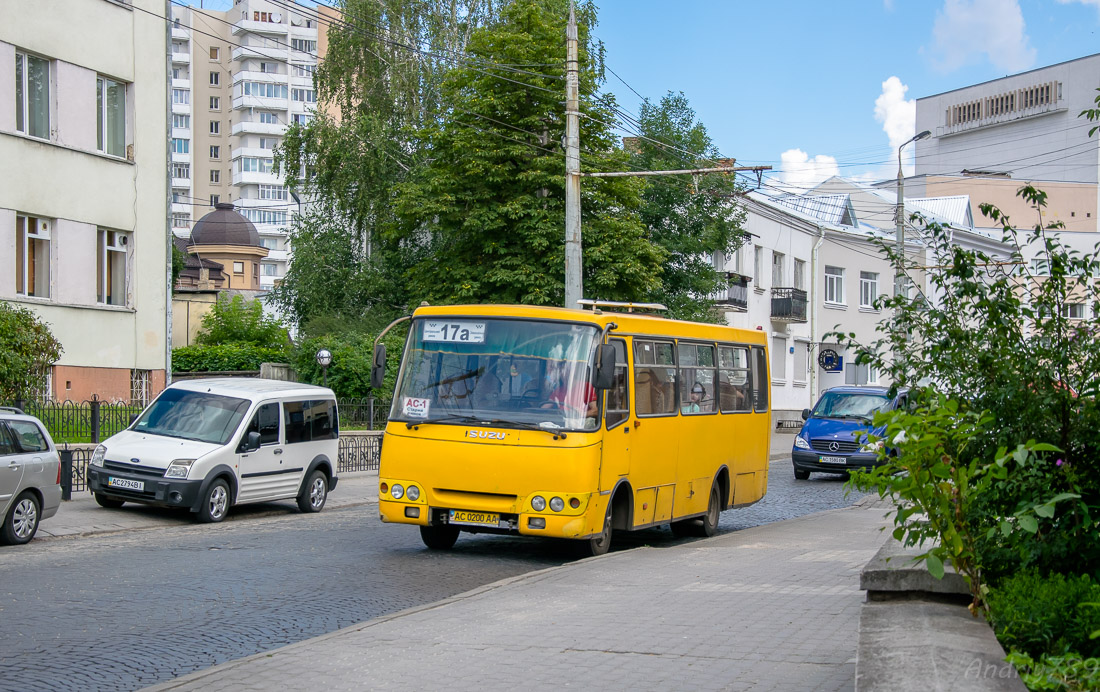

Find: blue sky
<box><xmin>594</xmin><ymin>0</ymin><xmax>1100</xmax><ymax>190</ymax></box>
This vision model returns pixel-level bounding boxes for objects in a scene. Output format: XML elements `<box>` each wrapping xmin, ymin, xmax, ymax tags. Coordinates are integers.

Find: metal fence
<box><xmin>7</xmin><ymin>399</ymin><xmax>144</xmax><ymax>445</ymax></box>
<box><xmin>56</xmin><ymin>435</ymin><xmax>381</xmax><ymax>500</ymax></box>
<box><xmin>337</xmin><ymin>397</ymin><xmax>391</xmax><ymax>430</ymax></box>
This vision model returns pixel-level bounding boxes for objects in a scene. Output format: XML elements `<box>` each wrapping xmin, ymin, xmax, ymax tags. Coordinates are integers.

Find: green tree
<box><xmin>393</xmin><ymin>0</ymin><xmax>664</xmax><ymax>305</ymax></box>
<box><xmin>632</xmin><ymin>92</ymin><xmax>747</xmax><ymax>321</ymax></box>
<box><xmin>171</xmin><ymin>243</ymin><xmax>186</xmax><ymax>287</ymax></box>
<box><xmin>0</xmin><ymin>303</ymin><xmax>63</xmax><ymax>401</ymax></box>
<box><xmin>195</xmin><ymin>295</ymin><xmax>290</xmax><ymax>350</ymax></box>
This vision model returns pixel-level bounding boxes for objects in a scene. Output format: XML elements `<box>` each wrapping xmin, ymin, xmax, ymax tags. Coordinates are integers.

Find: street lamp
<box><xmin>315</xmin><ymin>348</ymin><xmax>333</xmax><ymax>387</ymax></box>
<box><xmin>894</xmin><ymin>130</ymin><xmax>932</xmax><ymax>299</ymax></box>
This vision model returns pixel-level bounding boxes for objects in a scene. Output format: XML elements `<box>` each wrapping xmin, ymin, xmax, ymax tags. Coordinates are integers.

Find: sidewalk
<box><xmin>37</xmin><ymin>471</ymin><xmax>380</xmax><ymax>540</ymax></box>
<box><xmin>145</xmin><ymin>498</ymin><xmax>892</xmax><ymax>692</ymax></box>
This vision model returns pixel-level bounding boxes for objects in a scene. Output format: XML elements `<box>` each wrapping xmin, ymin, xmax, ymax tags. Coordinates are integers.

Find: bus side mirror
<box><xmin>370</xmin><ymin>343</ymin><xmax>387</xmax><ymax>390</ymax></box>
<box><xmin>801</xmin><ymin>408</ymin><xmax>811</xmax><ymax>421</ymax></box>
<box><xmin>593</xmin><ymin>344</ymin><xmax>616</xmax><ymax>390</ymax></box>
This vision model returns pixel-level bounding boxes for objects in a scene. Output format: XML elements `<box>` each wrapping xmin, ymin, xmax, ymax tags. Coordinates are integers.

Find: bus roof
<box><xmin>411</xmin><ymin>304</ymin><xmax>767</xmax><ymax>346</ymax></box>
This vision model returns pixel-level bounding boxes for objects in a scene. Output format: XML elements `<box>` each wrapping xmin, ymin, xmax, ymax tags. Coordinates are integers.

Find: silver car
<box><xmin>0</xmin><ymin>407</ymin><xmax>62</xmax><ymax>545</ymax></box>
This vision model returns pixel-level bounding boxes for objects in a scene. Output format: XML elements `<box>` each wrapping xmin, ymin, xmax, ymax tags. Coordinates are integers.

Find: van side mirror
<box><xmin>593</xmin><ymin>344</ymin><xmax>616</xmax><ymax>390</ymax></box>
<box><xmin>801</xmin><ymin>408</ymin><xmax>811</xmax><ymax>421</ymax></box>
<box><xmin>370</xmin><ymin>343</ymin><xmax>387</xmax><ymax>390</ymax></box>
<box><xmin>242</xmin><ymin>431</ymin><xmax>261</xmax><ymax>453</ymax></box>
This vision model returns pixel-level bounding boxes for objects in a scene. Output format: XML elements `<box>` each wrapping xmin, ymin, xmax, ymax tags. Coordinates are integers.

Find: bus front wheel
<box><xmin>579</xmin><ymin>502</ymin><xmax>613</xmax><ymax>557</ymax></box>
<box><xmin>420</xmin><ymin>524</ymin><xmax>460</xmax><ymax>550</ymax></box>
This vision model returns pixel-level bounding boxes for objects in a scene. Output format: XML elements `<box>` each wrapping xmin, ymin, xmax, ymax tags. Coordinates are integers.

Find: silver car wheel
<box><xmin>13</xmin><ymin>497</ymin><xmax>38</xmax><ymax>540</ymax></box>
<box><xmin>208</xmin><ymin>484</ymin><xmax>228</xmax><ymax>521</ymax></box>
<box><xmin>309</xmin><ymin>476</ymin><xmax>326</xmax><ymax>510</ymax></box>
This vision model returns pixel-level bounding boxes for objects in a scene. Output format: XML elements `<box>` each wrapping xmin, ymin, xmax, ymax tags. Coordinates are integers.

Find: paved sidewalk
<box><xmin>37</xmin><ymin>471</ymin><xmax>379</xmax><ymax>540</ymax></box>
<box><xmin>145</xmin><ymin>499</ymin><xmax>892</xmax><ymax>692</ymax></box>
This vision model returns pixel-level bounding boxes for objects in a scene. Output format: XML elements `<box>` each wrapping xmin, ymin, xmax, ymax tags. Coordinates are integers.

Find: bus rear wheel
<box><xmin>420</xmin><ymin>524</ymin><xmax>460</xmax><ymax>550</ymax></box>
<box><xmin>670</xmin><ymin>485</ymin><xmax>721</xmax><ymax>538</ymax></box>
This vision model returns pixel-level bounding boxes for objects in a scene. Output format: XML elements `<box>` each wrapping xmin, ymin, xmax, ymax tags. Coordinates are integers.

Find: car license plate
<box><xmin>449</xmin><ymin>510</ymin><xmax>499</xmax><ymax>527</ymax></box>
<box><xmin>107</xmin><ymin>477</ymin><xmax>144</xmax><ymax>491</ymax></box>
<box><xmin>819</xmin><ymin>456</ymin><xmax>846</xmax><ymax>465</ymax></box>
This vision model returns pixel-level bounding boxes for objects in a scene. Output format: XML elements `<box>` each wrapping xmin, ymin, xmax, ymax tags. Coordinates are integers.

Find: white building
<box><xmin>0</xmin><ymin>0</ymin><xmax>169</xmax><ymax>403</ymax></box>
<box><xmin>168</xmin><ymin>0</ymin><xmax>335</xmax><ymax>289</ymax></box>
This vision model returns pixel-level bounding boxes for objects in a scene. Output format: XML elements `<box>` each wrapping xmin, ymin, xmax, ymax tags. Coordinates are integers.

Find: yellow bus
<box><xmin>373</xmin><ymin>301</ymin><xmax>771</xmax><ymax>556</ymax></box>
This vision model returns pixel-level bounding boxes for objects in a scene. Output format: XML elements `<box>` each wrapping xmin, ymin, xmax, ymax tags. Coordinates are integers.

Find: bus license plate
<box><xmin>108</xmin><ymin>477</ymin><xmax>144</xmax><ymax>491</ymax></box>
<box><xmin>819</xmin><ymin>456</ymin><xmax>846</xmax><ymax>465</ymax></box>
<box><xmin>449</xmin><ymin>510</ymin><xmax>499</xmax><ymax>527</ymax></box>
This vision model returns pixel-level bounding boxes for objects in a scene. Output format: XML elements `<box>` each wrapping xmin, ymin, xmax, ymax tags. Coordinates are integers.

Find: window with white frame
<box><xmin>16</xmin><ymin>51</ymin><xmax>50</xmax><ymax>139</ymax></box>
<box><xmin>261</xmin><ymin>262</ymin><xmax>279</xmax><ymax>276</ymax></box>
<box><xmin>793</xmin><ymin>341</ymin><xmax>809</xmax><ymax>383</ymax></box>
<box><xmin>1063</xmin><ymin>303</ymin><xmax>1086</xmax><ymax>319</ymax></box>
<box><xmin>130</xmin><ymin>369</ymin><xmax>151</xmax><ymax>407</ymax></box>
<box><xmin>209</xmin><ymin>96</ymin><xmax>220</xmax><ymax>110</ymax></box>
<box><xmin>16</xmin><ymin>215</ymin><xmax>51</xmax><ymax>298</ymax></box>
<box><xmin>291</xmin><ymin>39</ymin><xmax>316</xmax><ymax>53</ymax></box>
<box><xmin>259</xmin><ymin>61</ymin><xmax>277</xmax><ymax>74</ymax></box>
<box><xmin>172</xmin><ymin>114</ymin><xmax>190</xmax><ymax>129</ymax></box>
<box><xmin>859</xmin><ymin>271</ymin><xmax>879</xmax><ymax>309</ymax></box>
<box><xmin>171</xmin><ymin>138</ymin><xmax>189</xmax><ymax>154</ymax></box>
<box><xmin>825</xmin><ymin>266</ymin><xmax>845</xmax><ymax>304</ymax></box>
<box><xmin>240</xmin><ymin>82</ymin><xmax>288</xmax><ymax>99</ymax></box>
<box><xmin>233</xmin><ymin>261</ymin><xmax>245</xmax><ymax>274</ymax></box>
<box><xmin>172</xmin><ymin>88</ymin><xmax>190</xmax><ymax>105</ymax></box>
<box><xmin>291</xmin><ymin>113</ymin><xmax>312</xmax><ymax>125</ymax></box>
<box><xmin>794</xmin><ymin>259</ymin><xmax>806</xmax><ymax>291</ymax></box>
<box><xmin>1030</xmin><ymin>258</ymin><xmax>1051</xmax><ymax>275</ymax></box>
<box><xmin>172</xmin><ymin>162</ymin><xmax>190</xmax><ymax>179</ymax></box>
<box><xmin>238</xmin><ymin>157</ymin><xmax>274</xmax><ymax>174</ymax></box>
<box><xmin>209</xmin><ymin>71</ymin><xmax>219</xmax><ymax>86</ymax></box>
<box><xmin>209</xmin><ymin>120</ymin><xmax>220</xmax><ymax>135</ymax></box>
<box><xmin>258</xmin><ymin>111</ymin><xmax>278</xmax><ymax>124</ymax></box>
<box><xmin>210</xmin><ymin>194</ymin><xmax>219</xmax><ymax>206</ymax></box>
<box><xmin>260</xmin><ymin>237</ymin><xmax>280</xmax><ymax>250</ymax></box>
<box><xmin>259</xmin><ymin>184</ymin><xmax>287</xmax><ymax>200</ymax></box>
<box><xmin>209</xmin><ymin>145</ymin><xmax>220</xmax><ymax>159</ymax></box>
<box><xmin>209</xmin><ymin>47</ymin><xmax>220</xmax><ymax>61</ymax></box>
<box><xmin>210</xmin><ymin>169</ymin><xmax>220</xmax><ymax>184</ymax></box>
<box><xmin>291</xmin><ymin>88</ymin><xmax>316</xmax><ymax>103</ymax></box>
<box><xmin>753</xmin><ymin>246</ymin><xmax>763</xmax><ymax>284</ymax></box>
<box><xmin>258</xmin><ymin>137</ymin><xmax>276</xmax><ymax>149</ymax></box>
<box><xmin>770</xmin><ymin>336</ymin><xmax>786</xmax><ymax>381</ymax></box>
<box><xmin>97</xmin><ymin>229</ymin><xmax>128</xmax><ymax>306</ymax></box>
<box><xmin>97</xmin><ymin>76</ymin><xmax>127</xmax><ymax>157</ymax></box>
<box><xmin>293</xmin><ymin>64</ymin><xmax>316</xmax><ymax>77</ymax></box>
<box><xmin>242</xmin><ymin>208</ymin><xmax>288</xmax><ymax>225</ymax></box>
<box><xmin>171</xmin><ymin>213</ymin><xmax>190</xmax><ymax>228</ymax></box>
<box><xmin>771</xmin><ymin>251</ymin><xmax>785</xmax><ymax>287</ymax></box>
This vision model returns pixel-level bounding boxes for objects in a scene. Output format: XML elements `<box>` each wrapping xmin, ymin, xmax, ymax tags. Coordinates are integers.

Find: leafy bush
<box><xmin>291</xmin><ymin>325</ymin><xmax>406</xmax><ymax>398</ymax></box>
<box><xmin>1006</xmin><ymin>651</ymin><xmax>1100</xmax><ymax>691</ymax></box>
<box><xmin>989</xmin><ymin>570</ymin><xmax>1100</xmax><ymax>659</ymax></box>
<box><xmin>0</xmin><ymin>302</ymin><xmax>63</xmax><ymax>400</ymax></box>
<box><xmin>195</xmin><ymin>295</ymin><xmax>289</xmax><ymax>349</ymax></box>
<box><xmin>172</xmin><ymin>344</ymin><xmax>286</xmax><ymax>373</ymax></box>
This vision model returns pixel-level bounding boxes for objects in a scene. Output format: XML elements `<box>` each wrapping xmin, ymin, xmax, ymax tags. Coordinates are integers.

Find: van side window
<box><xmin>310</xmin><ymin>399</ymin><xmax>338</xmax><ymax>440</ymax></box>
<box><xmin>284</xmin><ymin>399</ymin><xmax>339</xmax><ymax>443</ymax></box>
<box><xmin>245</xmin><ymin>403</ymin><xmax>280</xmax><ymax>445</ymax></box>
<box><xmin>634</xmin><ymin>340</ymin><xmax>677</xmax><ymax>416</ymax></box>
<box><xmin>605</xmin><ymin>339</ymin><xmax>629</xmax><ymax>428</ymax></box>
<box><xmin>751</xmin><ymin>346</ymin><xmax>769</xmax><ymax>413</ymax></box>
<box><xmin>718</xmin><ymin>345</ymin><xmax>752</xmax><ymax>412</ymax></box>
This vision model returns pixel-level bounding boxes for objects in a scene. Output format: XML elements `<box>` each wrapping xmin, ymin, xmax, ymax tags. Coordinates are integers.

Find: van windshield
<box><xmin>810</xmin><ymin>391</ymin><xmax>891</xmax><ymax>422</ymax></box>
<box><xmin>132</xmin><ymin>389</ymin><xmax>251</xmax><ymax>444</ymax></box>
<box><xmin>390</xmin><ymin>317</ymin><xmax>600</xmax><ymax>431</ymax></box>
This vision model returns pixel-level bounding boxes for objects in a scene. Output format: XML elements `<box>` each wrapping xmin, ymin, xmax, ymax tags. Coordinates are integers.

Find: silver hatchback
<box><xmin>0</xmin><ymin>407</ymin><xmax>62</xmax><ymax>545</ymax></box>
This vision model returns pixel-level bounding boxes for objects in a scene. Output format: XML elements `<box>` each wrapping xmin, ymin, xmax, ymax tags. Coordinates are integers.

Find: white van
<box><xmin>87</xmin><ymin>378</ymin><xmax>339</xmax><ymax>523</ymax></box>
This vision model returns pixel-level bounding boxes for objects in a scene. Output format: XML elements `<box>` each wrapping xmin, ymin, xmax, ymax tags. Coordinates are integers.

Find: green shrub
<box><xmin>1006</xmin><ymin>651</ymin><xmax>1100</xmax><ymax>691</ymax></box>
<box><xmin>172</xmin><ymin>344</ymin><xmax>287</xmax><ymax>373</ymax></box>
<box><xmin>195</xmin><ymin>294</ymin><xmax>289</xmax><ymax>349</ymax></box>
<box><xmin>989</xmin><ymin>570</ymin><xmax>1100</xmax><ymax>659</ymax></box>
<box><xmin>291</xmin><ymin>327</ymin><xmax>405</xmax><ymax>398</ymax></box>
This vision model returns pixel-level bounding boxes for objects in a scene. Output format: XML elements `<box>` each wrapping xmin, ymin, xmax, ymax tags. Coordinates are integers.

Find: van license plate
<box><xmin>108</xmin><ymin>477</ymin><xmax>144</xmax><ymax>491</ymax></box>
<box><xmin>449</xmin><ymin>510</ymin><xmax>499</xmax><ymax>527</ymax></box>
<box><xmin>819</xmin><ymin>456</ymin><xmax>846</xmax><ymax>465</ymax></box>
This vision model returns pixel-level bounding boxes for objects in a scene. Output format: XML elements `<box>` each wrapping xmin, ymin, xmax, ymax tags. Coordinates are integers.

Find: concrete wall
<box><xmin>172</xmin><ymin>291</ymin><xmax>218</xmax><ymax>348</ymax></box>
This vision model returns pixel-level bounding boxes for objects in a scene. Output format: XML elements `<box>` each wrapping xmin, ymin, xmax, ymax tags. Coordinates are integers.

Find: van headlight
<box><xmin>90</xmin><ymin>445</ymin><xmax>106</xmax><ymax>467</ymax></box>
<box><xmin>794</xmin><ymin>436</ymin><xmax>810</xmax><ymax>450</ymax></box>
<box><xmin>165</xmin><ymin>459</ymin><xmax>196</xmax><ymax>479</ymax></box>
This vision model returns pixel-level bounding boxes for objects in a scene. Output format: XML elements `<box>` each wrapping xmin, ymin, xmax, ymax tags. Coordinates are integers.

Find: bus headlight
<box><xmin>531</xmin><ymin>495</ymin><xmax>546</xmax><ymax>512</ymax></box>
<box><xmin>391</xmin><ymin>484</ymin><xmax>404</xmax><ymax>500</ymax></box>
<box><xmin>549</xmin><ymin>497</ymin><xmax>565</xmax><ymax>512</ymax></box>
<box><xmin>407</xmin><ymin>485</ymin><xmax>420</xmax><ymax>501</ymax></box>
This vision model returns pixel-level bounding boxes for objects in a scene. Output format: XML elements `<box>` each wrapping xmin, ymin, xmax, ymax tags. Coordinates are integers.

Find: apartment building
<box><xmin>909</xmin><ymin>53</ymin><xmax>1100</xmax><ymax>231</ymax></box>
<box><xmin>0</xmin><ymin>0</ymin><xmax>169</xmax><ymax>403</ymax></box>
<box><xmin>169</xmin><ymin>0</ymin><xmax>334</xmax><ymax>289</ymax></box>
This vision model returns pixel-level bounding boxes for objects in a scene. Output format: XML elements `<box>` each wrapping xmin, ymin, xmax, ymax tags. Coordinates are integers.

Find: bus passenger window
<box><xmin>751</xmin><ymin>346</ymin><xmax>769</xmax><ymax>413</ymax></box>
<box><xmin>678</xmin><ymin>343</ymin><xmax>716</xmax><ymax>414</ymax></box>
<box><xmin>634</xmin><ymin>340</ymin><xmax>676</xmax><ymax>416</ymax></box>
<box><xmin>718</xmin><ymin>346</ymin><xmax>752</xmax><ymax>412</ymax></box>
<box><xmin>605</xmin><ymin>339</ymin><xmax>629</xmax><ymax>428</ymax></box>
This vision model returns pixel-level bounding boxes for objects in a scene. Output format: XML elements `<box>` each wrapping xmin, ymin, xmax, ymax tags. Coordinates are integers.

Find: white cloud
<box><xmin>1057</xmin><ymin>0</ymin><xmax>1100</xmax><ymax>8</ymax></box>
<box><xmin>777</xmin><ymin>149</ymin><xmax>839</xmax><ymax>192</ymax></box>
<box><xmin>874</xmin><ymin>76</ymin><xmax>919</xmax><ymax>175</ymax></box>
<box><xmin>930</xmin><ymin>0</ymin><xmax>1036</xmax><ymax>73</ymax></box>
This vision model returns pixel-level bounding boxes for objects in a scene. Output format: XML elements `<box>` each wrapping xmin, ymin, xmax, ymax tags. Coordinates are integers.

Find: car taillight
<box><xmin>56</xmin><ymin>461</ymin><xmax>61</xmax><ymax>485</ymax></box>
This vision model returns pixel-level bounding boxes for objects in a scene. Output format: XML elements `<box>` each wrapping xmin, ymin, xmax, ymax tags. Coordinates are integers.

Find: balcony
<box><xmin>232</xmin><ymin>120</ymin><xmax>284</xmax><ymax>136</ymax></box>
<box><xmin>232</xmin><ymin>19</ymin><xmax>288</xmax><ymax>37</ymax></box>
<box><xmin>171</xmin><ymin>177</ymin><xmax>192</xmax><ymax>189</ymax></box>
<box><xmin>233</xmin><ymin>45</ymin><xmax>287</xmax><ymax>63</ymax></box>
<box><xmin>171</xmin><ymin>26</ymin><xmax>190</xmax><ymax>41</ymax></box>
<box><xmin>770</xmin><ymin>287</ymin><xmax>808</xmax><ymax>323</ymax></box>
<box><xmin>711</xmin><ymin>275</ymin><xmax>749</xmax><ymax>312</ymax></box>
<box><xmin>233</xmin><ymin>94</ymin><xmax>288</xmax><ymax>112</ymax></box>
<box><xmin>171</xmin><ymin>51</ymin><xmax>190</xmax><ymax>65</ymax></box>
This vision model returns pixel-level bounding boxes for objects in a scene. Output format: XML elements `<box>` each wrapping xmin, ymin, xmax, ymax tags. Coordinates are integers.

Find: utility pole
<box><xmin>894</xmin><ymin>130</ymin><xmax>931</xmax><ymax>299</ymax></box>
<box><xmin>563</xmin><ymin>4</ymin><xmax>582</xmax><ymax>310</ymax></box>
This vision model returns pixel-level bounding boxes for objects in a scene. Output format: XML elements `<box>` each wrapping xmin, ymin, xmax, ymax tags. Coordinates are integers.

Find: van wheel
<box><xmin>94</xmin><ymin>493</ymin><xmax>124</xmax><ymax>509</ymax></box>
<box><xmin>794</xmin><ymin>467</ymin><xmax>811</xmax><ymax>480</ymax></box>
<box><xmin>420</xmin><ymin>525</ymin><xmax>460</xmax><ymax>550</ymax></box>
<box><xmin>1</xmin><ymin>492</ymin><xmax>40</xmax><ymax>545</ymax></box>
<box><xmin>297</xmin><ymin>470</ymin><xmax>328</xmax><ymax>513</ymax></box>
<box><xmin>196</xmin><ymin>479</ymin><xmax>230</xmax><ymax>523</ymax></box>
<box><xmin>578</xmin><ymin>501</ymin><xmax>613</xmax><ymax>557</ymax></box>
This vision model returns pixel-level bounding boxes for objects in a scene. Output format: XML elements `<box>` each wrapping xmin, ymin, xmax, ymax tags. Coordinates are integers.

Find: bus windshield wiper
<box><xmin>485</xmin><ymin>419</ymin><xmax>569</xmax><ymax>439</ymax></box>
<box><xmin>406</xmin><ymin>414</ymin><xmax>483</xmax><ymax>429</ymax></box>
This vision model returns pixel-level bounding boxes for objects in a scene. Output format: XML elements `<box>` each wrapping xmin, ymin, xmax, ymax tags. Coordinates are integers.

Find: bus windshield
<box><xmin>390</xmin><ymin>318</ymin><xmax>601</xmax><ymax>431</ymax></box>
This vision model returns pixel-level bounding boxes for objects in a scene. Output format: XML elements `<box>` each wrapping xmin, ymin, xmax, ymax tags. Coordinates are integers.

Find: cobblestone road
<box><xmin>0</xmin><ymin>458</ymin><xmax>864</xmax><ymax>691</ymax></box>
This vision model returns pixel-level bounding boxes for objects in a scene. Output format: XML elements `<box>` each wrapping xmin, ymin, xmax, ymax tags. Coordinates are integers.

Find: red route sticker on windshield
<box><xmin>403</xmin><ymin>397</ymin><xmax>430</xmax><ymax>418</ymax></box>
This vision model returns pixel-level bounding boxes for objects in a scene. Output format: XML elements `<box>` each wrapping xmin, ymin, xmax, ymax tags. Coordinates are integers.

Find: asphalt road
<box><xmin>0</xmin><ymin>459</ymin><xmax>861</xmax><ymax>691</ymax></box>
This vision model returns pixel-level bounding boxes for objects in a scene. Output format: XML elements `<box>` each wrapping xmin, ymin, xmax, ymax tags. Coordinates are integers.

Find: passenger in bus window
<box><xmin>542</xmin><ymin>366</ymin><xmax>598</xmax><ymax>426</ymax></box>
<box><xmin>682</xmin><ymin>383</ymin><xmax>705</xmax><ymax>414</ymax></box>
<box><xmin>504</xmin><ymin>363</ymin><xmax>533</xmax><ymax>399</ymax></box>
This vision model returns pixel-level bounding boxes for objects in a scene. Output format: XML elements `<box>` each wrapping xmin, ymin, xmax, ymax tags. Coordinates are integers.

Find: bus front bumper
<box><xmin>379</xmin><ymin>499</ymin><xmax>602</xmax><ymax>539</ymax></box>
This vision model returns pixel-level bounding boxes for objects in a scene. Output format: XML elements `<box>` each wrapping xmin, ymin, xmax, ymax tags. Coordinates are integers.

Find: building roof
<box><xmin>768</xmin><ymin>193</ymin><xmax>858</xmax><ymax>227</ymax></box>
<box><xmin>189</xmin><ymin>202</ymin><xmax>260</xmax><ymax>247</ymax></box>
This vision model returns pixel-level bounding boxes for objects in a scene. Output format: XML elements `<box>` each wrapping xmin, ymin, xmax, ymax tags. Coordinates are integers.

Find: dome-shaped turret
<box><xmin>189</xmin><ymin>202</ymin><xmax>260</xmax><ymax>247</ymax></box>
